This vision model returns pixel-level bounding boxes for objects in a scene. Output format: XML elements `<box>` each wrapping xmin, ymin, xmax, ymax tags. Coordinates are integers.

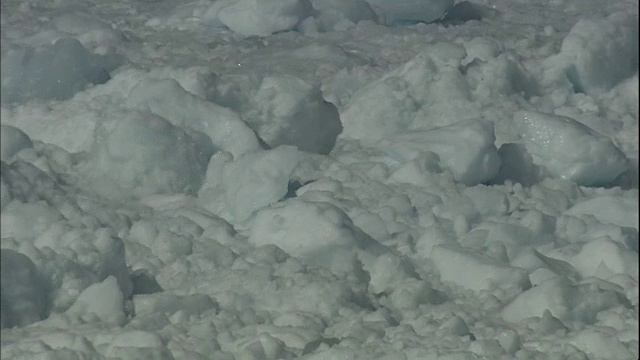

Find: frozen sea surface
<box><xmin>1</xmin><ymin>0</ymin><xmax>638</xmax><ymax>359</ymax></box>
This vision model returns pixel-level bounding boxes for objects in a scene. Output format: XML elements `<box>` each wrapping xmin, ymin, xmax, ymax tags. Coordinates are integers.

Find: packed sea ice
<box><xmin>0</xmin><ymin>0</ymin><xmax>638</xmax><ymax>359</ymax></box>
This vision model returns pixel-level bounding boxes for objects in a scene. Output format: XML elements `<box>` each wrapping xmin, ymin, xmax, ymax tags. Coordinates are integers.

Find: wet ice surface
<box><xmin>1</xmin><ymin>0</ymin><xmax>638</xmax><ymax>359</ymax></box>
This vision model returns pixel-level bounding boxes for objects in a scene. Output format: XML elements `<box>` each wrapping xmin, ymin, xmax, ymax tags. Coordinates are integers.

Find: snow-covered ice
<box><xmin>514</xmin><ymin>110</ymin><xmax>629</xmax><ymax>186</ymax></box>
<box><xmin>1</xmin><ymin>0</ymin><xmax>638</xmax><ymax>359</ymax></box>
<box><xmin>375</xmin><ymin>118</ymin><xmax>502</xmax><ymax>185</ymax></box>
<box><xmin>207</xmin><ymin>0</ymin><xmax>314</xmax><ymax>36</ymax></box>
<box><xmin>206</xmin><ymin>73</ymin><xmax>342</xmax><ymax>154</ymax></box>
<box><xmin>542</xmin><ymin>11</ymin><xmax>638</xmax><ymax>96</ymax></box>
<box><xmin>1</xmin><ymin>38</ymin><xmax>117</xmax><ymax>103</ymax></box>
<box><xmin>365</xmin><ymin>0</ymin><xmax>453</xmax><ymax>25</ymax></box>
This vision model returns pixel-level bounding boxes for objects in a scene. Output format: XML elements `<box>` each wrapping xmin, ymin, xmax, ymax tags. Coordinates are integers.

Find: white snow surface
<box><xmin>1</xmin><ymin>0</ymin><xmax>638</xmax><ymax>359</ymax></box>
<box><xmin>514</xmin><ymin>110</ymin><xmax>629</xmax><ymax>186</ymax></box>
<box><xmin>207</xmin><ymin>0</ymin><xmax>314</xmax><ymax>36</ymax></box>
<box><xmin>206</xmin><ymin>73</ymin><xmax>343</xmax><ymax>154</ymax></box>
<box><xmin>542</xmin><ymin>11</ymin><xmax>638</xmax><ymax>96</ymax></box>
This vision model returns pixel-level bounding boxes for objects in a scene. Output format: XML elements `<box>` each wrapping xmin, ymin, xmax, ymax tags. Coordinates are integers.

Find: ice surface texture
<box><xmin>87</xmin><ymin>110</ymin><xmax>215</xmax><ymax>198</ymax></box>
<box><xmin>1</xmin><ymin>250</ymin><xmax>47</xmax><ymax>328</ymax></box>
<box><xmin>543</xmin><ymin>12</ymin><xmax>638</xmax><ymax>95</ymax></box>
<box><xmin>206</xmin><ymin>0</ymin><xmax>314</xmax><ymax>36</ymax></box>
<box><xmin>514</xmin><ymin>110</ymin><xmax>628</xmax><ymax>187</ymax></box>
<box><xmin>127</xmin><ymin>78</ymin><xmax>261</xmax><ymax>158</ymax></box>
<box><xmin>375</xmin><ymin>119</ymin><xmax>502</xmax><ymax>186</ymax></box>
<box><xmin>1</xmin><ymin>38</ymin><xmax>116</xmax><ymax>103</ymax></box>
<box><xmin>203</xmin><ymin>0</ymin><xmax>451</xmax><ymax>35</ymax></box>
<box><xmin>206</xmin><ymin>73</ymin><xmax>342</xmax><ymax>155</ymax></box>
<box><xmin>0</xmin><ymin>125</ymin><xmax>33</xmax><ymax>163</ymax></box>
<box><xmin>364</xmin><ymin>0</ymin><xmax>453</xmax><ymax>25</ymax></box>
<box><xmin>0</xmin><ymin>0</ymin><xmax>638</xmax><ymax>359</ymax></box>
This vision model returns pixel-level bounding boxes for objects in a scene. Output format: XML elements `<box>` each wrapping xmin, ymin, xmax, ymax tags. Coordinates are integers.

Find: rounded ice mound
<box><xmin>502</xmin><ymin>276</ymin><xmax>627</xmax><ymax>325</ymax></box>
<box><xmin>216</xmin><ymin>0</ymin><xmax>314</xmax><ymax>36</ymax></box>
<box><xmin>365</xmin><ymin>0</ymin><xmax>453</xmax><ymax>25</ymax></box>
<box><xmin>127</xmin><ymin>77</ymin><xmax>262</xmax><ymax>158</ymax></box>
<box><xmin>565</xmin><ymin>196</ymin><xmax>639</xmax><ymax>230</ymax></box>
<box><xmin>87</xmin><ymin>110</ymin><xmax>215</xmax><ymax>199</ymax></box>
<box><xmin>249</xmin><ymin>198</ymin><xmax>388</xmax><ymax>274</ymax></box>
<box><xmin>0</xmin><ymin>125</ymin><xmax>33</xmax><ymax>163</ymax></box>
<box><xmin>222</xmin><ymin>146</ymin><xmax>300</xmax><ymax>223</ymax></box>
<box><xmin>339</xmin><ymin>44</ymin><xmax>471</xmax><ymax>142</ymax></box>
<box><xmin>570</xmin><ymin>237</ymin><xmax>639</xmax><ymax>280</ymax></box>
<box><xmin>1</xmin><ymin>38</ymin><xmax>113</xmax><ymax>103</ymax></box>
<box><xmin>513</xmin><ymin>110</ymin><xmax>628</xmax><ymax>187</ymax></box>
<box><xmin>1</xmin><ymin>250</ymin><xmax>47</xmax><ymax>328</ymax></box>
<box><xmin>248</xmin><ymin>75</ymin><xmax>342</xmax><ymax>154</ymax></box>
<box><xmin>206</xmin><ymin>74</ymin><xmax>342</xmax><ymax>154</ymax></box>
<box><xmin>375</xmin><ymin>119</ymin><xmax>501</xmax><ymax>185</ymax></box>
<box><xmin>501</xmin><ymin>277</ymin><xmax>574</xmax><ymax>324</ymax></box>
<box><xmin>309</xmin><ymin>0</ymin><xmax>379</xmax><ymax>31</ymax></box>
<box><xmin>431</xmin><ymin>244</ymin><xmax>530</xmax><ymax>292</ymax></box>
<box><xmin>66</xmin><ymin>276</ymin><xmax>126</xmax><ymax>325</ymax></box>
<box><xmin>543</xmin><ymin>12</ymin><xmax>638</xmax><ymax>95</ymax></box>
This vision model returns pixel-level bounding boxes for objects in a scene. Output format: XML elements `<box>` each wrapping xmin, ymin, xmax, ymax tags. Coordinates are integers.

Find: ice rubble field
<box><xmin>0</xmin><ymin>0</ymin><xmax>638</xmax><ymax>359</ymax></box>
